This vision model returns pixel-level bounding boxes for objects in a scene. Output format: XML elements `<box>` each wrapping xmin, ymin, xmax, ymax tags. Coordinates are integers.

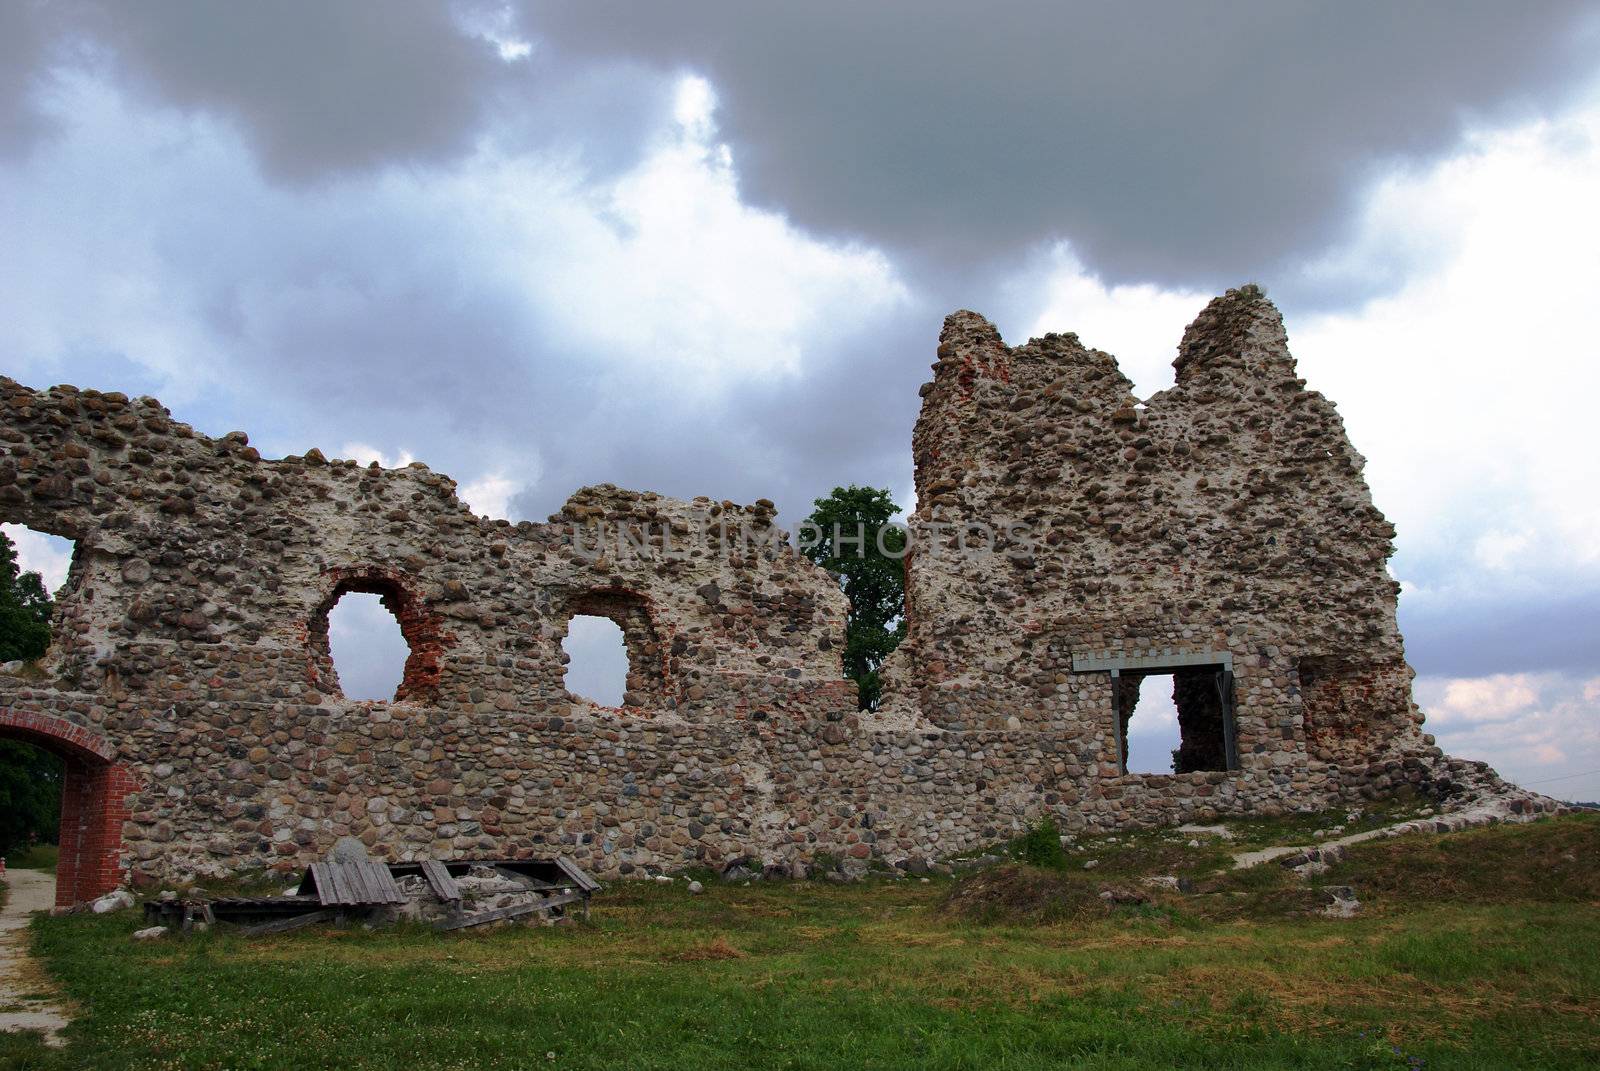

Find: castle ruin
<box><xmin>0</xmin><ymin>288</ymin><xmax>1548</xmax><ymax>905</ymax></box>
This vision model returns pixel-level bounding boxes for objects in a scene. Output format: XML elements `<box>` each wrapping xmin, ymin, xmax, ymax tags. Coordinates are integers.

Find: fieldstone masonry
<box><xmin>0</xmin><ymin>287</ymin><xmax>1555</xmax><ymax>901</ymax></box>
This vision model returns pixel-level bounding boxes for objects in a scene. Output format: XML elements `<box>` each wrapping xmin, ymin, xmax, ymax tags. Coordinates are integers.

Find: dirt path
<box><xmin>0</xmin><ymin>869</ymin><xmax>70</xmax><ymax>1046</ymax></box>
<box><xmin>1229</xmin><ymin>797</ymin><xmax>1546</xmax><ymax>870</ymax></box>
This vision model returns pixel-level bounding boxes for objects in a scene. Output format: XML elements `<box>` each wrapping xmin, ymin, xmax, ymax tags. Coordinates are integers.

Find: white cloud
<box><xmin>340</xmin><ymin>445</ymin><xmax>528</xmax><ymax>520</ymax></box>
<box><xmin>459</xmin><ymin>472</ymin><xmax>522</xmax><ymax>521</ymax></box>
<box><xmin>338</xmin><ymin>442</ymin><xmax>416</xmax><ymax>469</ymax></box>
<box><xmin>326</xmin><ymin>592</ymin><xmax>409</xmax><ymax>702</ymax></box>
<box><xmin>519</xmin><ymin>74</ymin><xmax>909</xmax><ymax>388</ymax></box>
<box><xmin>0</xmin><ymin>68</ymin><xmax>909</xmax><ymax>418</ymax></box>
<box><xmin>1416</xmin><ymin>670</ymin><xmax>1600</xmax><ymax>802</ymax></box>
<box><xmin>1288</xmin><ymin>91</ymin><xmax>1600</xmax><ymax>583</ymax></box>
<box><xmin>1006</xmin><ymin>245</ymin><xmax>1211</xmax><ymax>397</ymax></box>
<box><xmin>2</xmin><ymin>524</ymin><xmax>74</xmax><ymax>595</ymax></box>
<box><xmin>563</xmin><ymin>614</ymin><xmax>627</xmax><ymax>706</ymax></box>
<box><xmin>1125</xmin><ymin>674</ymin><xmax>1182</xmax><ymax>775</ymax></box>
<box><xmin>1472</xmin><ymin>529</ymin><xmax>1534</xmax><ymax>571</ymax></box>
<box><xmin>1420</xmin><ymin>672</ymin><xmax>1542</xmax><ymax>724</ymax></box>
<box><xmin>456</xmin><ymin>2</ymin><xmax>534</xmax><ymax>63</ymax></box>
<box><xmin>672</xmin><ymin>74</ymin><xmax>717</xmax><ymax>143</ymax></box>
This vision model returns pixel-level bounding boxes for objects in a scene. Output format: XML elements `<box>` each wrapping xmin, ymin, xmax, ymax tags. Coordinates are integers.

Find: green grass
<box><xmin>5</xmin><ymin>845</ymin><xmax>58</xmax><ymax>875</ymax></box>
<box><xmin>3</xmin><ymin>814</ymin><xmax>1598</xmax><ymax>1070</ymax></box>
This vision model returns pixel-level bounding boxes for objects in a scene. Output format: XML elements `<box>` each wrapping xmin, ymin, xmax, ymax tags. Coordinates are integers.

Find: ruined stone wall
<box><xmin>0</xmin><ymin>383</ymin><xmax>875</xmax><ymax>882</ymax></box>
<box><xmin>0</xmin><ymin>288</ymin><xmax>1537</xmax><ymax>894</ymax></box>
<box><xmin>878</xmin><ymin>287</ymin><xmax>1440</xmax><ymax>823</ymax></box>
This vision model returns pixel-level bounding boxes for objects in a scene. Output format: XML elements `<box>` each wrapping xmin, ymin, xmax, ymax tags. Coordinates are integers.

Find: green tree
<box><xmin>0</xmin><ymin>528</ymin><xmax>63</xmax><ymax>856</ymax></box>
<box><xmin>0</xmin><ymin>529</ymin><xmax>52</xmax><ymax>662</ymax></box>
<box><xmin>801</xmin><ymin>486</ymin><xmax>906</xmax><ymax>710</ymax></box>
<box><xmin>0</xmin><ymin>742</ymin><xmax>63</xmax><ymax>856</ymax></box>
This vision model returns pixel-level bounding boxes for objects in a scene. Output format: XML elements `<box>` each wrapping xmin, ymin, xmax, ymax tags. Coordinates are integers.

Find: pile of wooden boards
<box><xmin>142</xmin><ymin>856</ymin><xmax>601</xmax><ymax>935</ymax></box>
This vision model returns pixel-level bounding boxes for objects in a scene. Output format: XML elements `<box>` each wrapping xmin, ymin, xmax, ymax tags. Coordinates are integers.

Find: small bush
<box><xmin>1014</xmin><ymin>815</ymin><xmax>1067</xmax><ymax>869</ymax></box>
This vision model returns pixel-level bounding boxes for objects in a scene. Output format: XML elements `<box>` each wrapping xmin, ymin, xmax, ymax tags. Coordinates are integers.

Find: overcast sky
<box><xmin>3</xmin><ymin>2</ymin><xmax>1598</xmax><ymax>801</ymax></box>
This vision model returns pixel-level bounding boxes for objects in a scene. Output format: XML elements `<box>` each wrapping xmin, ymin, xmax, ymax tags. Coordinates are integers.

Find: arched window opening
<box><xmin>560</xmin><ymin>590</ymin><xmax>671</xmax><ymax>710</ymax></box>
<box><xmin>326</xmin><ymin>591</ymin><xmax>410</xmax><ymax>701</ymax></box>
<box><xmin>307</xmin><ymin>570</ymin><xmax>444</xmax><ymax>703</ymax></box>
<box><xmin>0</xmin><ymin>523</ymin><xmax>77</xmax><ymax>666</ymax></box>
<box><xmin>563</xmin><ymin>615</ymin><xmax>629</xmax><ymax>707</ymax></box>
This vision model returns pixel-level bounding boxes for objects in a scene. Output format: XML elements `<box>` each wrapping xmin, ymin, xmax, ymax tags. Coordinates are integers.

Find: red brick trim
<box><xmin>0</xmin><ymin>707</ymin><xmax>135</xmax><ymax>906</ymax></box>
<box><xmin>0</xmin><ymin>707</ymin><xmax>118</xmax><ymax>762</ymax></box>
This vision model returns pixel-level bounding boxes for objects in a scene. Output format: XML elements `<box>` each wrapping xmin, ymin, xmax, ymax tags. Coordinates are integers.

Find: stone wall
<box><xmin>0</xmin><ymin>287</ymin><xmax>1551</xmax><ymax>896</ymax></box>
<box><xmin>876</xmin><ymin>285</ymin><xmax>1449</xmax><ymax>825</ymax></box>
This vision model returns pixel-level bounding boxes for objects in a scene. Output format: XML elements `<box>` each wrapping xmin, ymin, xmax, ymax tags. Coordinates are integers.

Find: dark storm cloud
<box><xmin>68</xmin><ymin>0</ymin><xmax>502</xmax><ymax>179</ymax></box>
<box><xmin>1401</xmin><ymin>587</ymin><xmax>1600</xmax><ymax>680</ymax></box>
<box><xmin>0</xmin><ymin>1</ymin><xmax>51</xmax><ymax>157</ymax></box>
<box><xmin>526</xmin><ymin>1</ymin><xmax>1600</xmax><ymax>289</ymax></box>
<box><xmin>8</xmin><ymin>1</ymin><xmax>1597</xmax><ymax>294</ymax></box>
<box><xmin>510</xmin><ymin>301</ymin><xmax>934</xmax><ymax>523</ymax></box>
<box><xmin>0</xmin><ymin>0</ymin><xmax>666</xmax><ymax>184</ymax></box>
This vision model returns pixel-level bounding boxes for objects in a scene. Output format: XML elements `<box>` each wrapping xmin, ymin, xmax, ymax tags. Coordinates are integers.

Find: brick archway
<box><xmin>0</xmin><ymin>709</ymin><xmax>137</xmax><ymax>907</ymax></box>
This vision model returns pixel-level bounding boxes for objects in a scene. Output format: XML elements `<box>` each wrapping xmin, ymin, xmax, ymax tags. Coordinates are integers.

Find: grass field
<box><xmin>4</xmin><ymin>846</ymin><xmax>58</xmax><ymax>875</ymax></box>
<box><xmin>1</xmin><ymin>812</ymin><xmax>1596</xmax><ymax>1070</ymax></box>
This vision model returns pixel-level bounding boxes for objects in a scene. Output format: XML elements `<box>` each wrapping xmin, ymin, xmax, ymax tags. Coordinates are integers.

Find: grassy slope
<box><xmin>1</xmin><ymin>813</ymin><xmax>1597</xmax><ymax>1071</ymax></box>
<box><xmin>4</xmin><ymin>847</ymin><xmax>58</xmax><ymax>875</ymax></box>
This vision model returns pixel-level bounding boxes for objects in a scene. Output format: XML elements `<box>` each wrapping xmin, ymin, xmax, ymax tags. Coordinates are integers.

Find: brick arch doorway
<box><xmin>0</xmin><ymin>709</ymin><xmax>137</xmax><ymax>908</ymax></box>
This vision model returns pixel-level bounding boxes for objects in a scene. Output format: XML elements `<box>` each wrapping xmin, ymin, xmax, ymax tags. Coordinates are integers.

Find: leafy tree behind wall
<box><xmin>801</xmin><ymin>486</ymin><xmax>906</xmax><ymax>711</ymax></box>
<box><xmin>0</xmin><ymin>528</ymin><xmax>63</xmax><ymax>856</ymax></box>
<box><xmin>0</xmin><ymin>529</ymin><xmax>52</xmax><ymax>663</ymax></box>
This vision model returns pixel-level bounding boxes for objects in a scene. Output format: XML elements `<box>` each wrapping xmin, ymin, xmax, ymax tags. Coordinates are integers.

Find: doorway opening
<box><xmin>0</xmin><ymin>710</ymin><xmax>135</xmax><ymax>907</ymax></box>
<box><xmin>1093</xmin><ymin>659</ymin><xmax>1237</xmax><ymax>776</ymax></box>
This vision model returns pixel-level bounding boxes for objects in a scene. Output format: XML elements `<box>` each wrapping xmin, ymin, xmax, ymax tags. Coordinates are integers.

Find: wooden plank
<box><xmin>212</xmin><ymin>896</ymin><xmax>319</xmax><ymax>909</ymax></box>
<box><xmin>243</xmin><ymin>908</ymin><xmax>338</xmax><ymax>937</ymax></box>
<box><xmin>554</xmin><ymin>857</ymin><xmax>602</xmax><ymax>893</ymax></box>
<box><xmin>433</xmin><ymin>893</ymin><xmax>583</xmax><ymax>932</ymax></box>
<box><xmin>307</xmin><ymin>861</ymin><xmax>405</xmax><ymax>906</ymax></box>
<box><xmin>360</xmin><ymin>861</ymin><xmax>406</xmax><ymax>904</ymax></box>
<box><xmin>333</xmin><ymin>863</ymin><xmax>360</xmax><ymax>905</ymax></box>
<box><xmin>335</xmin><ymin>863</ymin><xmax>363</xmax><ymax>904</ymax></box>
<box><xmin>344</xmin><ymin>858</ymin><xmax>368</xmax><ymax>902</ymax></box>
<box><xmin>434</xmin><ymin>901</ymin><xmax>543</xmax><ymax>931</ymax></box>
<box><xmin>318</xmin><ymin>862</ymin><xmax>347</xmax><ymax>905</ymax></box>
<box><xmin>307</xmin><ymin>862</ymin><xmax>333</xmax><ymax>905</ymax></box>
<box><xmin>347</xmin><ymin>862</ymin><xmax>374</xmax><ymax>904</ymax></box>
<box><xmin>420</xmin><ymin>859</ymin><xmax>461</xmax><ymax>903</ymax></box>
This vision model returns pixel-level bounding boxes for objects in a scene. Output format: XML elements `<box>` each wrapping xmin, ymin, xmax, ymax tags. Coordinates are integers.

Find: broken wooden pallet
<box><xmin>144</xmin><ymin>854</ymin><xmax>601</xmax><ymax>936</ymax></box>
<box><xmin>243</xmin><ymin>908</ymin><xmax>340</xmax><ymax>937</ymax></box>
<box><xmin>434</xmin><ymin>891</ymin><xmax>586</xmax><ymax>931</ymax></box>
<box><xmin>297</xmin><ymin>860</ymin><xmax>407</xmax><ymax>907</ymax></box>
<box><xmin>420</xmin><ymin>859</ymin><xmax>461</xmax><ymax>904</ymax></box>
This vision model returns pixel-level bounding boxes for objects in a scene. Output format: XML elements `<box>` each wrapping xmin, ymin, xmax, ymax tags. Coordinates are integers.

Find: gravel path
<box><xmin>0</xmin><ymin>869</ymin><xmax>70</xmax><ymax>1046</ymax></box>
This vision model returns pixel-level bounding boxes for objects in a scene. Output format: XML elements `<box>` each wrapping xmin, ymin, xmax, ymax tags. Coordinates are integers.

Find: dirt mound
<box><xmin>940</xmin><ymin>865</ymin><xmax>1146</xmax><ymax>924</ymax></box>
<box><xmin>674</xmin><ymin>936</ymin><xmax>747</xmax><ymax>961</ymax></box>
